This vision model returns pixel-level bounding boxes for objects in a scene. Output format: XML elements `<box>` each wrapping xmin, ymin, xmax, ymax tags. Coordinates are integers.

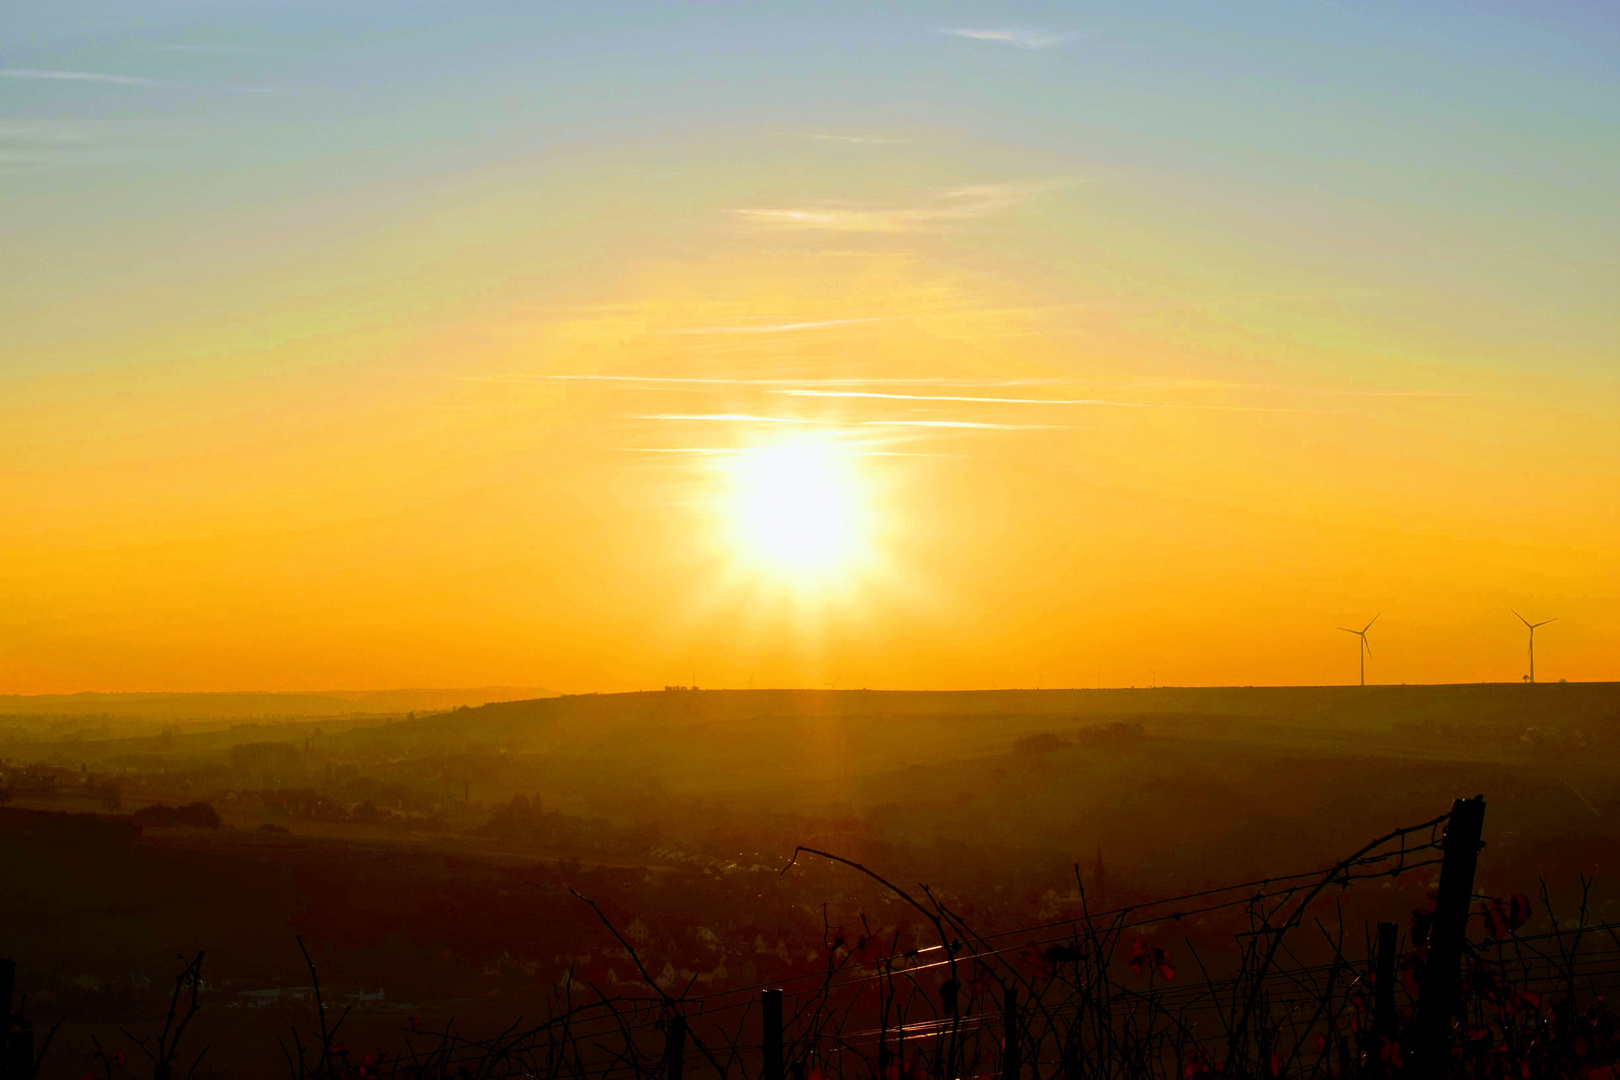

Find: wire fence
<box><xmin>35</xmin><ymin>798</ymin><xmax>1620</xmax><ymax>1080</ymax></box>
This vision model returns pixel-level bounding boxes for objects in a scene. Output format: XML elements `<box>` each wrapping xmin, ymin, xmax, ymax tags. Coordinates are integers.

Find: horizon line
<box><xmin>1</xmin><ymin>679</ymin><xmax>1606</xmax><ymax>700</ymax></box>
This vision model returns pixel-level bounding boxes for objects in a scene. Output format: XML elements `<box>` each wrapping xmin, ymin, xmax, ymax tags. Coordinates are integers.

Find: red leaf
<box><xmin>1483</xmin><ymin>902</ymin><xmax>1510</xmax><ymax>941</ymax></box>
<box><xmin>1129</xmin><ymin>938</ymin><xmax>1174</xmax><ymax>980</ymax></box>
<box><xmin>1017</xmin><ymin>945</ymin><xmax>1057</xmax><ymax>981</ymax></box>
<box><xmin>1509</xmin><ymin>893</ymin><xmax>1532</xmax><ymax>931</ymax></box>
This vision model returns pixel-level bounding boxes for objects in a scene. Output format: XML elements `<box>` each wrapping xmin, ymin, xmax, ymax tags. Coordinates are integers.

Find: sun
<box><xmin>731</xmin><ymin>440</ymin><xmax>860</xmax><ymax>576</ymax></box>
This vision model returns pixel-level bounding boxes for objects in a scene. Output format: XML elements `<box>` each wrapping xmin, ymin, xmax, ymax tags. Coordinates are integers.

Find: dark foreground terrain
<box><xmin>4</xmin><ymin>683</ymin><xmax>1619</xmax><ymax>1077</ymax></box>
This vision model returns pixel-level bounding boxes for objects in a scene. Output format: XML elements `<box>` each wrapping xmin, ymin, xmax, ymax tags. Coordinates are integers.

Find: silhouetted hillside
<box><xmin>0</xmin><ymin>686</ymin><xmax>556</xmax><ymax>720</ymax></box>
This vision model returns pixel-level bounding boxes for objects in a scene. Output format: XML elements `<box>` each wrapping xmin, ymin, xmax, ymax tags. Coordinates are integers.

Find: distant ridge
<box><xmin>0</xmin><ymin>687</ymin><xmax>556</xmax><ymax>718</ymax></box>
<box><xmin>422</xmin><ymin>682</ymin><xmax>1620</xmax><ymax>739</ymax></box>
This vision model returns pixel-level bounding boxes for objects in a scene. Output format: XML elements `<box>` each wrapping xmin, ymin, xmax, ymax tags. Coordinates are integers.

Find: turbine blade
<box><xmin>1513</xmin><ymin>610</ymin><xmax>1532</xmax><ymax>628</ymax></box>
<box><xmin>1363</xmin><ymin>638</ymin><xmax>1372</xmax><ymax>656</ymax></box>
<box><xmin>1534</xmin><ymin>618</ymin><xmax>1557</xmax><ymax>628</ymax></box>
<box><xmin>1363</xmin><ymin>614</ymin><xmax>1380</xmax><ymax>633</ymax></box>
<box><xmin>1337</xmin><ymin>627</ymin><xmax>1358</xmax><ymax>635</ymax></box>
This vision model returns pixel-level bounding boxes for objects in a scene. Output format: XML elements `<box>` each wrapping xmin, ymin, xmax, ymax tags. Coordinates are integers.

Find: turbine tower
<box><xmin>1338</xmin><ymin>615</ymin><xmax>1379</xmax><ymax>687</ymax></box>
<box><xmin>1513</xmin><ymin>611</ymin><xmax>1556</xmax><ymax>684</ymax></box>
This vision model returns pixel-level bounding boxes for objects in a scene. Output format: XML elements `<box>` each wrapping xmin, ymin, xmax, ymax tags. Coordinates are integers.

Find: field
<box><xmin>4</xmin><ymin>684</ymin><xmax>1620</xmax><ymax>1077</ymax></box>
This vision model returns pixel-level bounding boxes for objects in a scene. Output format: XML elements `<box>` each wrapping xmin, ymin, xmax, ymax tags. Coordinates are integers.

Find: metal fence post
<box><xmin>1413</xmin><ymin>796</ymin><xmax>1486</xmax><ymax>1074</ymax></box>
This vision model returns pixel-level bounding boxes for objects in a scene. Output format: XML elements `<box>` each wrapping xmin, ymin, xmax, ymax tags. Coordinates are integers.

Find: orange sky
<box><xmin>3</xmin><ymin>8</ymin><xmax>1617</xmax><ymax>693</ymax></box>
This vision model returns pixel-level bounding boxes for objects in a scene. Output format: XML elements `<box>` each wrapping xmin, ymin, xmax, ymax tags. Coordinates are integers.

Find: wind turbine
<box><xmin>1513</xmin><ymin>611</ymin><xmax>1556</xmax><ymax>684</ymax></box>
<box><xmin>1338</xmin><ymin>615</ymin><xmax>1379</xmax><ymax>687</ymax></box>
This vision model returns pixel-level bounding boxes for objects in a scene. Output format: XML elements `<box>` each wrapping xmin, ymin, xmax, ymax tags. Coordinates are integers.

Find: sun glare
<box><xmin>732</xmin><ymin>441</ymin><xmax>859</xmax><ymax>575</ymax></box>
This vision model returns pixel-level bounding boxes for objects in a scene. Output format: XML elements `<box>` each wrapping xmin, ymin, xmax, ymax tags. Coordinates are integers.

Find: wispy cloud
<box><xmin>0</xmin><ymin>118</ymin><xmax>120</xmax><ymax>175</ymax></box>
<box><xmin>774</xmin><ymin>389</ymin><xmax>1305</xmax><ymax>413</ymax></box>
<box><xmin>786</xmin><ymin>132</ymin><xmax>903</xmax><ymax>145</ymax></box>
<box><xmin>0</xmin><ymin>68</ymin><xmax>278</xmax><ymax>95</ymax></box>
<box><xmin>631</xmin><ymin>414</ymin><xmax>1064</xmax><ymax>432</ymax></box>
<box><xmin>633</xmin><ymin>413</ymin><xmax>1059</xmax><ymax>431</ymax></box>
<box><xmin>0</xmin><ymin>120</ymin><xmax>85</xmax><ymax>143</ymax></box>
<box><xmin>1292</xmin><ymin>388</ymin><xmax>1467</xmax><ymax>398</ymax></box>
<box><xmin>733</xmin><ymin>182</ymin><xmax>1053</xmax><ymax>233</ymax></box>
<box><xmin>1</xmin><ymin>68</ymin><xmax>162</xmax><ymax>86</ymax></box>
<box><xmin>637</xmin><ymin>414</ymin><xmax>822</xmax><ymax>424</ymax></box>
<box><xmin>860</xmin><ymin>420</ymin><xmax>1065</xmax><ymax>430</ymax></box>
<box><xmin>662</xmin><ymin>317</ymin><xmax>884</xmax><ymax>335</ymax></box>
<box><xmin>156</xmin><ymin>44</ymin><xmax>307</xmax><ymax>56</ymax></box>
<box><xmin>493</xmin><ymin>375</ymin><xmax>1255</xmax><ymax>394</ymax></box>
<box><xmin>622</xmin><ymin>446</ymin><xmax>963</xmax><ymax>459</ymax></box>
<box><xmin>776</xmin><ymin>389</ymin><xmax>1156</xmax><ymax>407</ymax></box>
<box><xmin>943</xmin><ymin>28</ymin><xmax>1076</xmax><ymax>50</ymax></box>
<box><xmin>492</xmin><ymin>374</ymin><xmax>1450</xmax><ymax>404</ymax></box>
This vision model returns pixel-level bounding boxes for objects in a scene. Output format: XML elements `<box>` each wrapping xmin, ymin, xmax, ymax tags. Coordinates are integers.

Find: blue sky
<box><xmin>6</xmin><ymin>3</ymin><xmax>1617</xmax><ymax>379</ymax></box>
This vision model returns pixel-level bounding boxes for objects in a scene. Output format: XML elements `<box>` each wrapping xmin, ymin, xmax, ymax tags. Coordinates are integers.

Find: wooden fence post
<box><xmin>2</xmin><ymin>957</ymin><xmax>29</xmax><ymax>1080</ymax></box>
<box><xmin>0</xmin><ymin>960</ymin><xmax>7</xmax><ymax>1080</ymax></box>
<box><xmin>763</xmin><ymin>989</ymin><xmax>784</xmax><ymax>1080</ymax></box>
<box><xmin>1374</xmin><ymin>921</ymin><xmax>1398</xmax><ymax>1039</ymax></box>
<box><xmin>3</xmin><ymin>1031</ymin><xmax>27</xmax><ymax>1080</ymax></box>
<box><xmin>1002</xmin><ymin>986</ymin><xmax>1019</xmax><ymax>1080</ymax></box>
<box><xmin>666</xmin><ymin>1013</ymin><xmax>687</xmax><ymax>1080</ymax></box>
<box><xmin>1370</xmin><ymin>920</ymin><xmax>1398</xmax><ymax>1077</ymax></box>
<box><xmin>0</xmin><ymin>959</ymin><xmax>11</xmax><ymax>1080</ymax></box>
<box><xmin>1412</xmin><ymin>796</ymin><xmax>1486</xmax><ymax>1074</ymax></box>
